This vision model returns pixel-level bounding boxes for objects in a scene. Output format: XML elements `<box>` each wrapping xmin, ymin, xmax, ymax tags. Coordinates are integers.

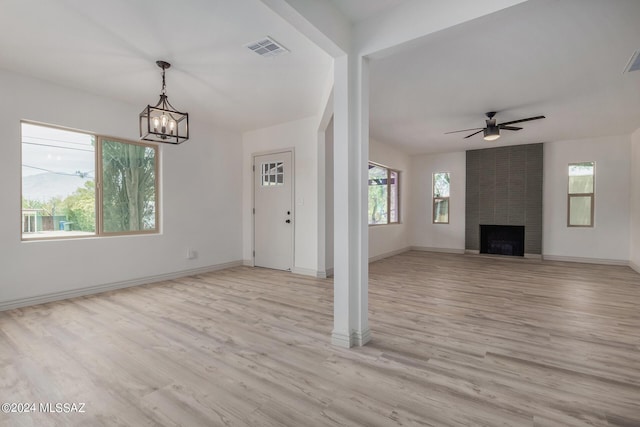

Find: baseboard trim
<box><xmin>465</xmin><ymin>249</ymin><xmax>480</xmax><ymax>255</ymax></box>
<box><xmin>291</xmin><ymin>267</ymin><xmax>318</xmax><ymax>277</ymax></box>
<box><xmin>542</xmin><ymin>255</ymin><xmax>629</xmax><ymax>266</ymax></box>
<box><xmin>630</xmin><ymin>260</ymin><xmax>640</xmax><ymax>274</ymax></box>
<box><xmin>316</xmin><ymin>267</ymin><xmax>333</xmax><ymax>279</ymax></box>
<box><xmin>352</xmin><ymin>328</ymin><xmax>371</xmax><ymax>347</ymax></box>
<box><xmin>331</xmin><ymin>328</ymin><xmax>371</xmax><ymax>348</ymax></box>
<box><xmin>331</xmin><ymin>330</ymin><xmax>352</xmax><ymax>348</ymax></box>
<box><xmin>411</xmin><ymin>246</ymin><xmax>466</xmax><ymax>254</ymax></box>
<box><xmin>0</xmin><ymin>260</ymin><xmax>243</xmax><ymax>312</ymax></box>
<box><xmin>369</xmin><ymin>247</ymin><xmax>411</xmax><ymax>263</ymax></box>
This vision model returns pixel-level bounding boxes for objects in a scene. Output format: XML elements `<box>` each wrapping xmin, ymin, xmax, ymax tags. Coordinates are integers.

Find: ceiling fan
<box><xmin>445</xmin><ymin>111</ymin><xmax>545</xmax><ymax>141</ymax></box>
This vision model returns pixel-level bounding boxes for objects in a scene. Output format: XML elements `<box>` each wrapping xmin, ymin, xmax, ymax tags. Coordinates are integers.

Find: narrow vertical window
<box><xmin>368</xmin><ymin>163</ymin><xmax>400</xmax><ymax>225</ymax></box>
<box><xmin>568</xmin><ymin>162</ymin><xmax>595</xmax><ymax>227</ymax></box>
<box><xmin>433</xmin><ymin>172</ymin><xmax>450</xmax><ymax>224</ymax></box>
<box><xmin>389</xmin><ymin>170</ymin><xmax>399</xmax><ymax>223</ymax></box>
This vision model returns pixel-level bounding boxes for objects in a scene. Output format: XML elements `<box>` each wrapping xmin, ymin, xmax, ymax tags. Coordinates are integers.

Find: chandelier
<box><xmin>139</xmin><ymin>60</ymin><xmax>189</xmax><ymax>144</ymax></box>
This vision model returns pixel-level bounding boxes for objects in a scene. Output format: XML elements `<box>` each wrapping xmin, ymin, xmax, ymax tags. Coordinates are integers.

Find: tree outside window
<box><xmin>21</xmin><ymin>122</ymin><xmax>158</xmax><ymax>240</ymax></box>
<box><xmin>368</xmin><ymin>163</ymin><xmax>400</xmax><ymax>225</ymax></box>
<box><xmin>433</xmin><ymin>172</ymin><xmax>450</xmax><ymax>224</ymax></box>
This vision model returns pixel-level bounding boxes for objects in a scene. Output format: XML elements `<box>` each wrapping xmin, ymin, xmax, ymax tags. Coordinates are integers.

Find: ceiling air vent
<box><xmin>245</xmin><ymin>36</ymin><xmax>289</xmax><ymax>57</ymax></box>
<box><xmin>623</xmin><ymin>50</ymin><xmax>640</xmax><ymax>73</ymax></box>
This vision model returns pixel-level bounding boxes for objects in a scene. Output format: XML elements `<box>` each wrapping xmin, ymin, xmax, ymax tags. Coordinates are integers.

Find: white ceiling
<box><xmin>330</xmin><ymin>0</ymin><xmax>406</xmax><ymax>23</ymax></box>
<box><xmin>369</xmin><ymin>0</ymin><xmax>640</xmax><ymax>154</ymax></box>
<box><xmin>2</xmin><ymin>0</ymin><xmax>639</xmax><ymax>154</ymax></box>
<box><xmin>0</xmin><ymin>0</ymin><xmax>332</xmax><ymax>132</ymax></box>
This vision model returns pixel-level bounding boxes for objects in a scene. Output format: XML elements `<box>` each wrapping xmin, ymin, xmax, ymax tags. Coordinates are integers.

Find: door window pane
<box><xmin>261</xmin><ymin>162</ymin><xmax>284</xmax><ymax>186</ymax></box>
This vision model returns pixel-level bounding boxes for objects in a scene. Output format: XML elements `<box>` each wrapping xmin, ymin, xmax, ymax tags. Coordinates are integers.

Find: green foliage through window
<box><xmin>21</xmin><ymin>122</ymin><xmax>158</xmax><ymax>239</ymax></box>
<box><xmin>433</xmin><ymin>172</ymin><xmax>450</xmax><ymax>224</ymax></box>
<box><xmin>368</xmin><ymin>163</ymin><xmax>399</xmax><ymax>225</ymax></box>
<box><xmin>102</xmin><ymin>140</ymin><xmax>156</xmax><ymax>233</ymax></box>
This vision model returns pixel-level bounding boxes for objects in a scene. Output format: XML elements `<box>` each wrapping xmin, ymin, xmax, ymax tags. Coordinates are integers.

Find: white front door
<box><xmin>254</xmin><ymin>151</ymin><xmax>293</xmax><ymax>271</ymax></box>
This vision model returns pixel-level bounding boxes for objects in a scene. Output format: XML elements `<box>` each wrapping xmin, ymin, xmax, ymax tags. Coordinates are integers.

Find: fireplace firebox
<box><xmin>480</xmin><ymin>225</ymin><xmax>525</xmax><ymax>257</ymax></box>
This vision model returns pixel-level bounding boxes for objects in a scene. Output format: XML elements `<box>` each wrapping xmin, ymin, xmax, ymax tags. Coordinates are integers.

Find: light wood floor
<box><xmin>1</xmin><ymin>251</ymin><xmax>639</xmax><ymax>426</ymax></box>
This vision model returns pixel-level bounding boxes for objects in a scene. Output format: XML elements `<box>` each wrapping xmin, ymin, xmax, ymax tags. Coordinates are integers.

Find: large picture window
<box><xmin>368</xmin><ymin>163</ymin><xmax>399</xmax><ymax>225</ymax></box>
<box><xmin>567</xmin><ymin>161</ymin><xmax>594</xmax><ymax>227</ymax></box>
<box><xmin>21</xmin><ymin>122</ymin><xmax>158</xmax><ymax>240</ymax></box>
<box><xmin>433</xmin><ymin>172</ymin><xmax>450</xmax><ymax>224</ymax></box>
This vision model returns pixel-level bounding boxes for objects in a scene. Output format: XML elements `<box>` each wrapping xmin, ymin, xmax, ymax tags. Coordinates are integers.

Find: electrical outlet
<box><xmin>187</xmin><ymin>248</ymin><xmax>197</xmax><ymax>260</ymax></box>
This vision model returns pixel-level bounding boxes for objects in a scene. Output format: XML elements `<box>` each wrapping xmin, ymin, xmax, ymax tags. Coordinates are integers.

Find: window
<box><xmin>21</xmin><ymin>122</ymin><xmax>158</xmax><ymax>240</ymax></box>
<box><xmin>261</xmin><ymin>162</ymin><xmax>284</xmax><ymax>186</ymax></box>
<box><xmin>568</xmin><ymin>161</ymin><xmax>594</xmax><ymax>227</ymax></box>
<box><xmin>368</xmin><ymin>163</ymin><xmax>399</xmax><ymax>225</ymax></box>
<box><xmin>101</xmin><ymin>138</ymin><xmax>158</xmax><ymax>233</ymax></box>
<box><xmin>433</xmin><ymin>172</ymin><xmax>450</xmax><ymax>224</ymax></box>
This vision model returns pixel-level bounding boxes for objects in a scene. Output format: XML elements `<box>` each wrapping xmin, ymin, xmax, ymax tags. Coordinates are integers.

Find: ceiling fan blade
<box><xmin>444</xmin><ymin>127</ymin><xmax>484</xmax><ymax>134</ymax></box>
<box><xmin>464</xmin><ymin>129</ymin><xmax>484</xmax><ymax>139</ymax></box>
<box><xmin>499</xmin><ymin>125</ymin><xmax>523</xmax><ymax>131</ymax></box>
<box><xmin>498</xmin><ymin>115</ymin><xmax>545</xmax><ymax>126</ymax></box>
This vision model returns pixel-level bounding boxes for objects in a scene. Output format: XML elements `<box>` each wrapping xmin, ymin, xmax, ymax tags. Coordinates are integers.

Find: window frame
<box><xmin>432</xmin><ymin>172</ymin><xmax>450</xmax><ymax>224</ymax></box>
<box><xmin>368</xmin><ymin>162</ymin><xmax>400</xmax><ymax>226</ymax></box>
<box><xmin>20</xmin><ymin>121</ymin><xmax>160</xmax><ymax>241</ymax></box>
<box><xmin>97</xmin><ymin>136</ymin><xmax>160</xmax><ymax>237</ymax></box>
<box><xmin>567</xmin><ymin>161</ymin><xmax>595</xmax><ymax>228</ymax></box>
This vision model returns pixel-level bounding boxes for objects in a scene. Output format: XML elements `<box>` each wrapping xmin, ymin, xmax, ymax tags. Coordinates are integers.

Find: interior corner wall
<box><xmin>324</xmin><ymin>116</ymin><xmax>334</xmax><ymax>272</ymax></box>
<box><xmin>242</xmin><ymin>116</ymin><xmax>320</xmax><ymax>274</ymax></box>
<box><xmin>368</xmin><ymin>138</ymin><xmax>411</xmax><ymax>260</ymax></box>
<box><xmin>0</xmin><ymin>69</ymin><xmax>243</xmax><ymax>309</ymax></box>
<box><xmin>543</xmin><ymin>135</ymin><xmax>631</xmax><ymax>263</ymax></box>
<box><xmin>630</xmin><ymin>128</ymin><xmax>640</xmax><ymax>272</ymax></box>
<box><xmin>409</xmin><ymin>151</ymin><xmax>466</xmax><ymax>252</ymax></box>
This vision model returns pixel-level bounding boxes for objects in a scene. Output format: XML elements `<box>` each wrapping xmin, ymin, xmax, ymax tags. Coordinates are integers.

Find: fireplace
<box><xmin>480</xmin><ymin>225</ymin><xmax>525</xmax><ymax>257</ymax></box>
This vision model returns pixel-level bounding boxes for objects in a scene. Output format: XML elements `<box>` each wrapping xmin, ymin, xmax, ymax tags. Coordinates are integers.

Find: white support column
<box><xmin>332</xmin><ymin>53</ymin><xmax>370</xmax><ymax>348</ymax></box>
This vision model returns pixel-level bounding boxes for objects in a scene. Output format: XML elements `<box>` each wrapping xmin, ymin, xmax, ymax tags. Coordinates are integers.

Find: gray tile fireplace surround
<box><xmin>466</xmin><ymin>143</ymin><xmax>543</xmax><ymax>256</ymax></box>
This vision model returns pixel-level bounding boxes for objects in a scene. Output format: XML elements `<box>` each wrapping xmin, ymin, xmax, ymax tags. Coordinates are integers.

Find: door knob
<box><xmin>286</xmin><ymin>219</ymin><xmax>291</xmax><ymax>223</ymax></box>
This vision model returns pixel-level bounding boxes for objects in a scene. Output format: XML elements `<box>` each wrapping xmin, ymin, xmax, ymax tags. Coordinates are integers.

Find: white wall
<box><xmin>368</xmin><ymin>138</ymin><xmax>411</xmax><ymax>260</ymax></box>
<box><xmin>408</xmin><ymin>151</ymin><xmax>466</xmax><ymax>252</ymax></box>
<box><xmin>324</xmin><ymin>117</ymin><xmax>334</xmax><ymax>272</ymax></box>
<box><xmin>543</xmin><ymin>135</ymin><xmax>631</xmax><ymax>263</ymax></box>
<box><xmin>0</xmin><ymin>70</ymin><xmax>243</xmax><ymax>309</ymax></box>
<box><xmin>242</xmin><ymin>116</ymin><xmax>319</xmax><ymax>275</ymax></box>
<box><xmin>630</xmin><ymin>128</ymin><xmax>640</xmax><ymax>272</ymax></box>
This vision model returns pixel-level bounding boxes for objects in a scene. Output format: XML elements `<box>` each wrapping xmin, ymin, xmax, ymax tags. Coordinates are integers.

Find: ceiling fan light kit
<box><xmin>446</xmin><ymin>111</ymin><xmax>545</xmax><ymax>142</ymax></box>
<box><xmin>139</xmin><ymin>60</ymin><xmax>189</xmax><ymax>144</ymax></box>
<box><xmin>483</xmin><ymin>125</ymin><xmax>500</xmax><ymax>141</ymax></box>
